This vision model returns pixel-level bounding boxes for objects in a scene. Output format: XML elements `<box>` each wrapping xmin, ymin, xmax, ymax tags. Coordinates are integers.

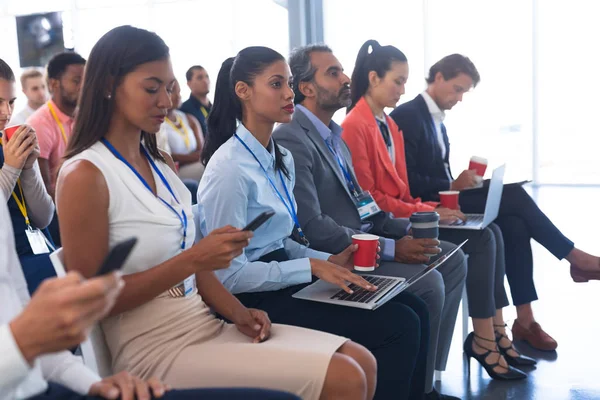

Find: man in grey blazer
<box><xmin>273</xmin><ymin>45</ymin><xmax>467</xmax><ymax>400</ymax></box>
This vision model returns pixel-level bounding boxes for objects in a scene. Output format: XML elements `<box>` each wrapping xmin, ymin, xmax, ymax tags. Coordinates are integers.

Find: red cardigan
<box><xmin>341</xmin><ymin>97</ymin><xmax>438</xmax><ymax>218</ymax></box>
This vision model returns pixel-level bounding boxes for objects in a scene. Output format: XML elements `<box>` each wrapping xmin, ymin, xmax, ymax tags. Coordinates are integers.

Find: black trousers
<box><xmin>30</xmin><ymin>382</ymin><xmax>300</xmax><ymax>400</ymax></box>
<box><xmin>460</xmin><ymin>184</ymin><xmax>574</xmax><ymax>306</ymax></box>
<box><xmin>237</xmin><ymin>285</ymin><xmax>430</xmax><ymax>400</ymax></box>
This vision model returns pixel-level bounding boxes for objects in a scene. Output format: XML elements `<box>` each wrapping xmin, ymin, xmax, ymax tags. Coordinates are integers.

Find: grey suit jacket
<box><xmin>273</xmin><ymin>109</ymin><xmax>410</xmax><ymax>255</ymax></box>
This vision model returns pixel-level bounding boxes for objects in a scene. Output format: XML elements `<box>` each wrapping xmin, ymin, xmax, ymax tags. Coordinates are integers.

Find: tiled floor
<box><xmin>434</xmin><ymin>186</ymin><xmax>600</xmax><ymax>400</ymax></box>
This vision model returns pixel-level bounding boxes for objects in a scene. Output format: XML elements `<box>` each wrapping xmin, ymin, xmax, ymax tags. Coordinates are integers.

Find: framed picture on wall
<box><xmin>16</xmin><ymin>12</ymin><xmax>66</xmax><ymax>68</ymax></box>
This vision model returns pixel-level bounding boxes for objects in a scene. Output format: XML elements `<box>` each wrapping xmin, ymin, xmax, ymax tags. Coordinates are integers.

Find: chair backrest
<box><xmin>49</xmin><ymin>248</ymin><xmax>114</xmax><ymax>377</ymax></box>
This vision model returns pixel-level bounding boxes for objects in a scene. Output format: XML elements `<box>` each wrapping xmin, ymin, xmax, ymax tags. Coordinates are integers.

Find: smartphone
<box><xmin>243</xmin><ymin>211</ymin><xmax>275</xmax><ymax>232</ymax></box>
<box><xmin>96</xmin><ymin>237</ymin><xmax>138</xmax><ymax>276</ymax></box>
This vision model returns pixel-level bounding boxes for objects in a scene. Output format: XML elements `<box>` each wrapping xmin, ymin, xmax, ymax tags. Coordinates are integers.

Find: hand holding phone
<box><xmin>96</xmin><ymin>237</ymin><xmax>138</xmax><ymax>276</ymax></box>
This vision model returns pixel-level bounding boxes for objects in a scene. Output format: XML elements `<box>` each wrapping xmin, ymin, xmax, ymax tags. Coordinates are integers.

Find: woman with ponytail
<box><xmin>198</xmin><ymin>45</ymin><xmax>437</xmax><ymax>400</ymax></box>
<box><xmin>342</xmin><ymin>40</ymin><xmax>532</xmax><ymax>382</ymax></box>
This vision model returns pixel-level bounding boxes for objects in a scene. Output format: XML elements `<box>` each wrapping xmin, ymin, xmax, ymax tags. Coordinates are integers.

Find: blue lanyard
<box><xmin>234</xmin><ymin>134</ymin><xmax>309</xmax><ymax>246</ymax></box>
<box><xmin>324</xmin><ymin>140</ymin><xmax>359</xmax><ymax>197</ymax></box>
<box><xmin>101</xmin><ymin>138</ymin><xmax>188</xmax><ymax>249</ymax></box>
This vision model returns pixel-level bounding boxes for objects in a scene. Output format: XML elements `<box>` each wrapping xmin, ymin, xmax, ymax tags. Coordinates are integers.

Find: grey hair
<box><xmin>289</xmin><ymin>44</ymin><xmax>332</xmax><ymax>104</ymax></box>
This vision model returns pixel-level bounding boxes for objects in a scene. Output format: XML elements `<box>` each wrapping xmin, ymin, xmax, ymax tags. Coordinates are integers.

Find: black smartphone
<box><xmin>96</xmin><ymin>237</ymin><xmax>138</xmax><ymax>276</ymax></box>
<box><xmin>243</xmin><ymin>211</ymin><xmax>275</xmax><ymax>232</ymax></box>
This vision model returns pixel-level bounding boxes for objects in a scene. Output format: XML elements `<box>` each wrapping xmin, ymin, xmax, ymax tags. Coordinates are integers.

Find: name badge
<box><xmin>25</xmin><ymin>228</ymin><xmax>51</xmax><ymax>255</ymax></box>
<box><xmin>354</xmin><ymin>191</ymin><xmax>381</xmax><ymax>221</ymax></box>
<box><xmin>183</xmin><ymin>275</ymin><xmax>197</xmax><ymax>297</ymax></box>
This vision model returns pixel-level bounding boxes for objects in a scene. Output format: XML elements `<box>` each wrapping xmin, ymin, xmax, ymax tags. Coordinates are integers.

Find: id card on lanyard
<box><xmin>101</xmin><ymin>138</ymin><xmax>196</xmax><ymax>298</ymax></box>
<box><xmin>324</xmin><ymin>140</ymin><xmax>381</xmax><ymax>221</ymax></box>
<box><xmin>234</xmin><ymin>134</ymin><xmax>310</xmax><ymax>247</ymax></box>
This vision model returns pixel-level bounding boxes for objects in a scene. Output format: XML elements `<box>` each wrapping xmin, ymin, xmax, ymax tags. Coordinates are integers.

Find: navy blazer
<box><xmin>390</xmin><ymin>94</ymin><xmax>452</xmax><ymax>201</ymax></box>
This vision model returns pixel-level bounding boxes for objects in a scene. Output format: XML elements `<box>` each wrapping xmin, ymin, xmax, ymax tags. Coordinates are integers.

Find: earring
<box><xmin>107</xmin><ymin>94</ymin><xmax>112</xmax><ymax>100</ymax></box>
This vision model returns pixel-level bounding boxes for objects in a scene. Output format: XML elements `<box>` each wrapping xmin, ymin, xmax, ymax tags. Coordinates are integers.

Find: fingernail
<box><xmin>349</xmin><ymin>290</ymin><xmax>354</xmax><ymax>294</ymax></box>
<box><xmin>156</xmin><ymin>389</ymin><xmax>165</xmax><ymax>396</ymax></box>
<box><xmin>253</xmin><ymin>324</ymin><xmax>261</xmax><ymax>330</ymax></box>
<box><xmin>108</xmin><ymin>388</ymin><xmax>119</xmax><ymax>398</ymax></box>
<box><xmin>260</xmin><ymin>334</ymin><xmax>266</xmax><ymax>340</ymax></box>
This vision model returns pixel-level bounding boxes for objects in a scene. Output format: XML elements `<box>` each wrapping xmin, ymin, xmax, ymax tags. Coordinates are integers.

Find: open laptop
<box><xmin>292</xmin><ymin>240</ymin><xmax>467</xmax><ymax>310</ymax></box>
<box><xmin>440</xmin><ymin>164</ymin><xmax>506</xmax><ymax>230</ymax></box>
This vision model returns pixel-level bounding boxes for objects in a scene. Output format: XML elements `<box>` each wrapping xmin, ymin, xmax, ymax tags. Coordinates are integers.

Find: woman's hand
<box><xmin>23</xmin><ymin>132</ymin><xmax>40</xmax><ymax>170</ymax></box>
<box><xmin>328</xmin><ymin>243</ymin><xmax>381</xmax><ymax>270</ymax></box>
<box><xmin>435</xmin><ymin>206</ymin><xmax>466</xmax><ymax>225</ymax></box>
<box><xmin>88</xmin><ymin>372</ymin><xmax>170</xmax><ymax>400</ymax></box>
<box><xmin>3</xmin><ymin>125</ymin><xmax>36</xmax><ymax>170</ymax></box>
<box><xmin>189</xmin><ymin>226</ymin><xmax>253</xmax><ymax>271</ymax></box>
<box><xmin>232</xmin><ymin>307</ymin><xmax>271</xmax><ymax>343</ymax></box>
<box><xmin>311</xmin><ymin>259</ymin><xmax>377</xmax><ymax>294</ymax></box>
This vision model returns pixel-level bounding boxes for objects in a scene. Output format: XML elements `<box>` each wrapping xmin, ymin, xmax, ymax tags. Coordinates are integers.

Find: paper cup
<box><xmin>439</xmin><ymin>190</ymin><xmax>460</xmax><ymax>210</ymax></box>
<box><xmin>351</xmin><ymin>234</ymin><xmax>379</xmax><ymax>271</ymax></box>
<box><xmin>3</xmin><ymin>125</ymin><xmax>21</xmax><ymax>141</ymax></box>
<box><xmin>469</xmin><ymin>156</ymin><xmax>488</xmax><ymax>177</ymax></box>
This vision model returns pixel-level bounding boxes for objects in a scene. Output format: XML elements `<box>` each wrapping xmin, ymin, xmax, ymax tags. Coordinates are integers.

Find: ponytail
<box><xmin>348</xmin><ymin>39</ymin><xmax>408</xmax><ymax>111</ymax></box>
<box><xmin>201</xmin><ymin>57</ymin><xmax>240</xmax><ymax>166</ymax></box>
<box><xmin>201</xmin><ymin>46</ymin><xmax>290</xmax><ymax>179</ymax></box>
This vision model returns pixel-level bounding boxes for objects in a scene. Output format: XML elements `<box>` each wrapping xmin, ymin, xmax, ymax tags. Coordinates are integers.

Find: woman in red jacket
<box><xmin>342</xmin><ymin>40</ymin><xmax>532</xmax><ymax>381</ymax></box>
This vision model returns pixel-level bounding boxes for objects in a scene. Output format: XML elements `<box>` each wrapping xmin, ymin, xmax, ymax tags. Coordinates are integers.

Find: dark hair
<box><xmin>289</xmin><ymin>44</ymin><xmax>332</xmax><ymax>105</ymax></box>
<box><xmin>349</xmin><ymin>39</ymin><xmax>407</xmax><ymax>111</ymax></box>
<box><xmin>64</xmin><ymin>25</ymin><xmax>169</xmax><ymax>161</ymax></box>
<box><xmin>47</xmin><ymin>52</ymin><xmax>86</xmax><ymax>81</ymax></box>
<box><xmin>201</xmin><ymin>46</ymin><xmax>290</xmax><ymax>178</ymax></box>
<box><xmin>186</xmin><ymin>65</ymin><xmax>205</xmax><ymax>82</ymax></box>
<box><xmin>426</xmin><ymin>54</ymin><xmax>480</xmax><ymax>87</ymax></box>
<box><xmin>0</xmin><ymin>58</ymin><xmax>15</xmax><ymax>81</ymax></box>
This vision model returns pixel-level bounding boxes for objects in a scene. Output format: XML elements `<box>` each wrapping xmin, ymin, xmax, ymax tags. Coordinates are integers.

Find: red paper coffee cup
<box><xmin>352</xmin><ymin>234</ymin><xmax>379</xmax><ymax>272</ymax></box>
<box><xmin>468</xmin><ymin>156</ymin><xmax>488</xmax><ymax>177</ymax></box>
<box><xmin>439</xmin><ymin>190</ymin><xmax>460</xmax><ymax>210</ymax></box>
<box><xmin>3</xmin><ymin>125</ymin><xmax>21</xmax><ymax>141</ymax></box>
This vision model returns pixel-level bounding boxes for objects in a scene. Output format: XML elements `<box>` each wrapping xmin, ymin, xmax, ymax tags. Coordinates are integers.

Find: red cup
<box><xmin>468</xmin><ymin>156</ymin><xmax>488</xmax><ymax>177</ymax></box>
<box><xmin>3</xmin><ymin>125</ymin><xmax>21</xmax><ymax>141</ymax></box>
<box><xmin>351</xmin><ymin>234</ymin><xmax>379</xmax><ymax>272</ymax></box>
<box><xmin>439</xmin><ymin>190</ymin><xmax>460</xmax><ymax>210</ymax></box>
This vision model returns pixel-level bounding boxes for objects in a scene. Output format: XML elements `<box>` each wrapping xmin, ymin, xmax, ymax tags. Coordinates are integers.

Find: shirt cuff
<box><xmin>0</xmin><ymin>324</ymin><xmax>33</xmax><ymax>390</ymax></box>
<box><xmin>56</xmin><ymin>357</ymin><xmax>101</xmax><ymax>395</ymax></box>
<box><xmin>380</xmin><ymin>238</ymin><xmax>396</xmax><ymax>261</ymax></box>
<box><xmin>282</xmin><ymin>258</ymin><xmax>313</xmax><ymax>286</ymax></box>
<box><xmin>306</xmin><ymin>248</ymin><xmax>331</xmax><ymax>262</ymax></box>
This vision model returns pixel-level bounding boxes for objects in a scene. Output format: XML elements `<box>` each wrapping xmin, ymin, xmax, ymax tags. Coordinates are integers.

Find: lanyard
<box><xmin>200</xmin><ymin>106</ymin><xmax>209</xmax><ymax>118</ymax></box>
<box><xmin>234</xmin><ymin>133</ymin><xmax>309</xmax><ymax>246</ymax></box>
<box><xmin>324</xmin><ymin>139</ymin><xmax>359</xmax><ymax>198</ymax></box>
<box><xmin>47</xmin><ymin>102</ymin><xmax>69</xmax><ymax>144</ymax></box>
<box><xmin>100</xmin><ymin>138</ymin><xmax>188</xmax><ymax>249</ymax></box>
<box><xmin>165</xmin><ymin>115</ymin><xmax>191</xmax><ymax>150</ymax></box>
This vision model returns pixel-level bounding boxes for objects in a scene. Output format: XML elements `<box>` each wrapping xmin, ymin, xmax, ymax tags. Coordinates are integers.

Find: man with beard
<box><xmin>273</xmin><ymin>45</ymin><xmax>466</xmax><ymax>400</ymax></box>
<box><xmin>27</xmin><ymin>52</ymin><xmax>85</xmax><ymax>199</ymax></box>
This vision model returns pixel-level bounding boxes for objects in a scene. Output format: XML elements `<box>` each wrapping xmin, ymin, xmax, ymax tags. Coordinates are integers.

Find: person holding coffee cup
<box><xmin>341</xmin><ymin>43</ymin><xmax>532</xmax><ymax>380</ymax></box>
<box><xmin>392</xmin><ymin>53</ymin><xmax>600</xmax><ymax>352</ymax></box>
<box><xmin>0</xmin><ymin>59</ymin><xmax>57</xmax><ymax>295</ymax></box>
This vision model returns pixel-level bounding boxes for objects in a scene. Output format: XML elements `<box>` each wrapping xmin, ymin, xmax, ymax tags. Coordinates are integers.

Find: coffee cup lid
<box><xmin>470</xmin><ymin>156</ymin><xmax>488</xmax><ymax>164</ymax></box>
<box><xmin>409</xmin><ymin>211</ymin><xmax>440</xmax><ymax>223</ymax></box>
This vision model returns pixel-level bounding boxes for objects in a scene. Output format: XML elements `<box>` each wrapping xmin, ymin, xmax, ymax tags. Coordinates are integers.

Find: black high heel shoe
<box><xmin>494</xmin><ymin>324</ymin><xmax>537</xmax><ymax>367</ymax></box>
<box><xmin>463</xmin><ymin>332</ymin><xmax>527</xmax><ymax>380</ymax></box>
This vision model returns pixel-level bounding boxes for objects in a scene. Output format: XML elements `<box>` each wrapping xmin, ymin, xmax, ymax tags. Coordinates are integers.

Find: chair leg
<box><xmin>462</xmin><ymin>286</ymin><xmax>469</xmax><ymax>343</ymax></box>
<box><xmin>434</xmin><ymin>370</ymin><xmax>443</xmax><ymax>382</ymax></box>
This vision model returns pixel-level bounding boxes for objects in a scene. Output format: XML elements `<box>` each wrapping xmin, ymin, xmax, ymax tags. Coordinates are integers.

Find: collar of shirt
<box><xmin>296</xmin><ymin>104</ymin><xmax>343</xmax><ymax>148</ymax></box>
<box><xmin>235</xmin><ymin>123</ymin><xmax>276</xmax><ymax>171</ymax></box>
<box><xmin>48</xmin><ymin>98</ymin><xmax>73</xmax><ymax>125</ymax></box>
<box><xmin>421</xmin><ymin>91</ymin><xmax>445</xmax><ymax>123</ymax></box>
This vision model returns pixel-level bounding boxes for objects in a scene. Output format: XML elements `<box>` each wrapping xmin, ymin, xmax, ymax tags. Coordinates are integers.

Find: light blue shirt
<box><xmin>295</xmin><ymin>105</ymin><xmax>397</xmax><ymax>261</ymax></box>
<box><xmin>197</xmin><ymin>124</ymin><xmax>331</xmax><ymax>294</ymax></box>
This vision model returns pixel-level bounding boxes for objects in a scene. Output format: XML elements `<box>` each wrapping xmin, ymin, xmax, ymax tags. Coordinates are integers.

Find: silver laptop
<box><xmin>292</xmin><ymin>240</ymin><xmax>467</xmax><ymax>310</ymax></box>
<box><xmin>440</xmin><ymin>164</ymin><xmax>505</xmax><ymax>230</ymax></box>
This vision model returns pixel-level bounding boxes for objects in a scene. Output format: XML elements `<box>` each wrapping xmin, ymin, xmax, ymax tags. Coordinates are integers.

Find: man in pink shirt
<box><xmin>27</xmin><ymin>52</ymin><xmax>85</xmax><ymax>199</ymax></box>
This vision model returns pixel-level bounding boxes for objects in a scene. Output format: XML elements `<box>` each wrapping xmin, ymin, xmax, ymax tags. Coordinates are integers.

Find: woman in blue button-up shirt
<box><xmin>198</xmin><ymin>46</ymin><xmax>432</xmax><ymax>400</ymax></box>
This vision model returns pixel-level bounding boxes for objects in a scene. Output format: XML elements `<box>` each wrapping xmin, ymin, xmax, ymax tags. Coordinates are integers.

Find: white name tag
<box><xmin>183</xmin><ymin>275</ymin><xmax>197</xmax><ymax>297</ymax></box>
<box><xmin>355</xmin><ymin>191</ymin><xmax>381</xmax><ymax>221</ymax></box>
<box><xmin>25</xmin><ymin>228</ymin><xmax>50</xmax><ymax>255</ymax></box>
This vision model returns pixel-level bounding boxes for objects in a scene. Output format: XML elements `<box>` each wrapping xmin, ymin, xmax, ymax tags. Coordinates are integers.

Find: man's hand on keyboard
<box><xmin>310</xmin><ymin>259</ymin><xmax>378</xmax><ymax>294</ymax></box>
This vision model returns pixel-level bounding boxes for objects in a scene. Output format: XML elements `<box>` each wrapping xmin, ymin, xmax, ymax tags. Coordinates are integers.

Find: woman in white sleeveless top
<box><xmin>55</xmin><ymin>26</ymin><xmax>375</xmax><ymax>400</ymax></box>
<box><xmin>159</xmin><ymin>80</ymin><xmax>205</xmax><ymax>182</ymax></box>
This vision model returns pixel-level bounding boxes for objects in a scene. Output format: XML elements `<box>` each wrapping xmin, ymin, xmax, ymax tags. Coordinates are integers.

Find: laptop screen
<box><xmin>404</xmin><ymin>240</ymin><xmax>468</xmax><ymax>286</ymax></box>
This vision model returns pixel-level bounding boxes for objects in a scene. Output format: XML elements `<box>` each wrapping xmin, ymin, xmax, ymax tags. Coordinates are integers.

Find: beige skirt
<box><xmin>102</xmin><ymin>293</ymin><xmax>347</xmax><ymax>400</ymax></box>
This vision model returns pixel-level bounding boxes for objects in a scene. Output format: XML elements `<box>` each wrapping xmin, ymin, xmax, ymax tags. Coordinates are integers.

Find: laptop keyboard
<box><xmin>330</xmin><ymin>275</ymin><xmax>398</xmax><ymax>303</ymax></box>
<box><xmin>450</xmin><ymin>214</ymin><xmax>484</xmax><ymax>226</ymax></box>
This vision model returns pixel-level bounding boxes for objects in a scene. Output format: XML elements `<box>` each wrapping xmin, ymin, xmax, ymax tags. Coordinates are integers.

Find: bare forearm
<box><xmin>171</xmin><ymin>152</ymin><xmax>200</xmax><ymax>166</ymax></box>
<box><xmin>195</xmin><ymin>271</ymin><xmax>245</xmax><ymax>321</ymax></box>
<box><xmin>108</xmin><ymin>252</ymin><xmax>197</xmax><ymax>316</ymax></box>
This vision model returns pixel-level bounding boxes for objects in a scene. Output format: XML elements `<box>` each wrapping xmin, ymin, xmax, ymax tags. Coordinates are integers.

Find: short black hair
<box><xmin>47</xmin><ymin>52</ymin><xmax>86</xmax><ymax>81</ymax></box>
<box><xmin>0</xmin><ymin>58</ymin><xmax>15</xmax><ymax>81</ymax></box>
<box><xmin>186</xmin><ymin>65</ymin><xmax>205</xmax><ymax>82</ymax></box>
<box><xmin>288</xmin><ymin>44</ymin><xmax>332</xmax><ymax>104</ymax></box>
<box><xmin>426</xmin><ymin>54</ymin><xmax>480</xmax><ymax>87</ymax></box>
